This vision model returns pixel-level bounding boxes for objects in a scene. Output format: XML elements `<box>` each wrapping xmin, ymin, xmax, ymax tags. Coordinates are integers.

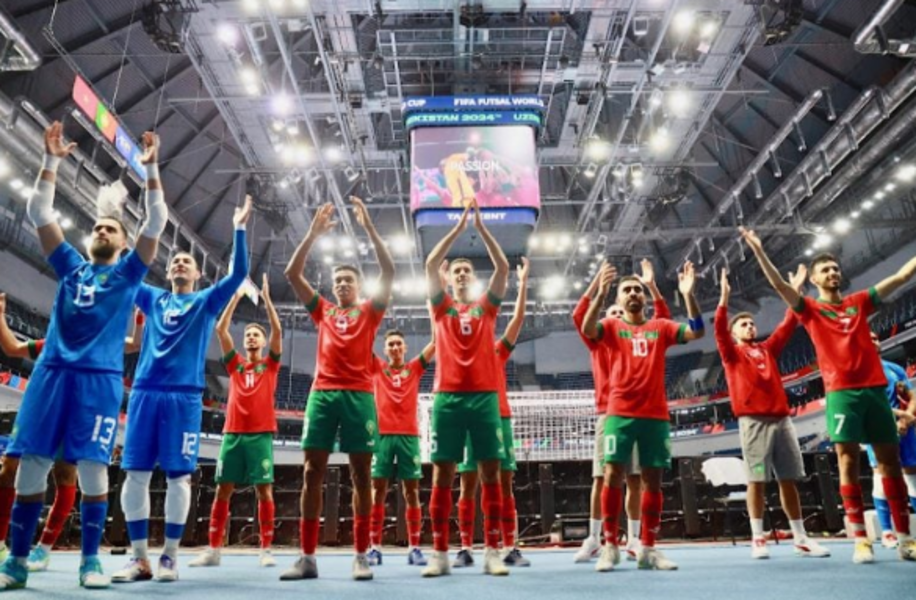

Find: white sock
<box><xmin>789</xmin><ymin>519</ymin><xmax>806</xmax><ymax>541</ymax></box>
<box><xmin>132</xmin><ymin>539</ymin><xmax>149</xmax><ymax>561</ymax></box>
<box><xmin>904</xmin><ymin>473</ymin><xmax>916</xmax><ymax>498</ymax></box>
<box><xmin>590</xmin><ymin>519</ymin><xmax>603</xmax><ymax>539</ymax></box>
<box><xmin>39</xmin><ymin>543</ymin><xmax>52</xmax><ymax>553</ymax></box>
<box><xmin>628</xmin><ymin>519</ymin><xmax>641</xmax><ymax>543</ymax></box>
<box><xmin>163</xmin><ymin>538</ymin><xmax>180</xmax><ymax>559</ymax></box>
<box><xmin>750</xmin><ymin>518</ymin><xmax>765</xmax><ymax>539</ymax></box>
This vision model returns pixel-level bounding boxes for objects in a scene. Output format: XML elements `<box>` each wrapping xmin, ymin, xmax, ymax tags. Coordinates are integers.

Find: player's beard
<box><xmin>89</xmin><ymin>240</ymin><xmax>117</xmax><ymax>261</ymax></box>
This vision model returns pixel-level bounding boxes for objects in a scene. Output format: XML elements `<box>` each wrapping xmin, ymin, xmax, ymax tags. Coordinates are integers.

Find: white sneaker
<box><xmin>156</xmin><ymin>555</ymin><xmax>178</xmax><ymax>582</ymax></box>
<box><xmin>188</xmin><ymin>547</ymin><xmax>221</xmax><ymax>567</ymax></box>
<box><xmin>574</xmin><ymin>536</ymin><xmax>600</xmax><ymax>563</ymax></box>
<box><xmin>421</xmin><ymin>551</ymin><xmax>451</xmax><ymax>577</ymax></box>
<box><xmin>852</xmin><ymin>539</ymin><xmax>875</xmax><ymax>564</ymax></box>
<box><xmin>280</xmin><ymin>555</ymin><xmax>318</xmax><ymax>580</ymax></box>
<box><xmin>483</xmin><ymin>548</ymin><xmax>509</xmax><ymax>576</ymax></box>
<box><xmin>881</xmin><ymin>531</ymin><xmax>898</xmax><ymax>549</ymax></box>
<box><xmin>751</xmin><ymin>537</ymin><xmax>769</xmax><ymax>560</ymax></box>
<box><xmin>625</xmin><ymin>538</ymin><xmax>640</xmax><ymax>561</ymax></box>
<box><xmin>637</xmin><ymin>547</ymin><xmax>678</xmax><ymax>571</ymax></box>
<box><xmin>352</xmin><ymin>554</ymin><xmax>373</xmax><ymax>581</ymax></box>
<box><xmin>899</xmin><ymin>538</ymin><xmax>916</xmax><ymax>562</ymax></box>
<box><xmin>794</xmin><ymin>538</ymin><xmax>830</xmax><ymax>558</ymax></box>
<box><xmin>259</xmin><ymin>549</ymin><xmax>277</xmax><ymax>567</ymax></box>
<box><xmin>595</xmin><ymin>544</ymin><xmax>620</xmax><ymax>572</ymax></box>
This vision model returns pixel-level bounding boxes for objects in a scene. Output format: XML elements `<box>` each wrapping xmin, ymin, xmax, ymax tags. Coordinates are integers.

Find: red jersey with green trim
<box><xmin>495</xmin><ymin>338</ymin><xmax>514</xmax><ymax>417</ymax></box>
<box><xmin>223</xmin><ymin>349</ymin><xmax>281</xmax><ymax>433</ymax></box>
<box><xmin>431</xmin><ymin>290</ymin><xmax>501</xmax><ymax>393</ymax></box>
<box><xmin>28</xmin><ymin>339</ymin><xmax>45</xmax><ymax>360</ymax></box>
<box><xmin>373</xmin><ymin>355</ymin><xmax>426</xmax><ymax>436</ymax></box>
<box><xmin>308</xmin><ymin>296</ymin><xmax>385</xmax><ymax>392</ymax></box>
<box><xmin>793</xmin><ymin>288</ymin><xmax>886</xmax><ymax>392</ymax></box>
<box><xmin>597</xmin><ymin>317</ymin><xmax>687</xmax><ymax>420</ymax></box>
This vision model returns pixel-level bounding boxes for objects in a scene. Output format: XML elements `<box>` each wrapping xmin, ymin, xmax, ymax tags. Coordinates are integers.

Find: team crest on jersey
<box><xmin>97</xmin><ymin>273</ymin><xmax>109</xmax><ymax>284</ymax></box>
<box><xmin>845</xmin><ymin>307</ymin><xmax>858</xmax><ymax>316</ymax></box>
<box><xmin>445</xmin><ymin>306</ymin><xmax>483</xmax><ymax>319</ymax></box>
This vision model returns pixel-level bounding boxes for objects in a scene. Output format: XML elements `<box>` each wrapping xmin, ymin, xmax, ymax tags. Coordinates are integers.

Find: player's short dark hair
<box><xmin>809</xmin><ymin>252</ymin><xmax>839</xmax><ymax>273</ymax></box>
<box><xmin>450</xmin><ymin>257</ymin><xmax>474</xmax><ymax>272</ymax></box>
<box><xmin>616</xmin><ymin>275</ymin><xmax>644</xmax><ymax>291</ymax></box>
<box><xmin>728</xmin><ymin>312</ymin><xmax>754</xmax><ymax>332</ymax></box>
<box><xmin>171</xmin><ymin>251</ymin><xmax>198</xmax><ymax>266</ymax></box>
<box><xmin>244</xmin><ymin>323</ymin><xmax>267</xmax><ymax>337</ymax></box>
<box><xmin>96</xmin><ymin>215</ymin><xmax>131</xmax><ymax>239</ymax></box>
<box><xmin>333</xmin><ymin>264</ymin><xmax>362</xmax><ymax>281</ymax></box>
<box><xmin>384</xmin><ymin>329</ymin><xmax>405</xmax><ymax>340</ymax></box>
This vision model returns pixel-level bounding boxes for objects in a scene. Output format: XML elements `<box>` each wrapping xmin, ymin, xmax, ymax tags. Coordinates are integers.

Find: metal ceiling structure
<box><xmin>2</xmin><ymin>0</ymin><xmax>916</xmax><ymax>324</ymax></box>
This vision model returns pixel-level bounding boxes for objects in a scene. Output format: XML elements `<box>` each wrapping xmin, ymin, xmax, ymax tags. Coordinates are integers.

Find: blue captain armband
<box><xmin>688</xmin><ymin>316</ymin><xmax>705</xmax><ymax>332</ymax></box>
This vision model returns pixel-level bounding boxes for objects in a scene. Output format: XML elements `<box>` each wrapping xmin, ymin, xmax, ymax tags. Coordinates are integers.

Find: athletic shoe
<box><xmin>367</xmin><ymin>547</ymin><xmax>382</xmax><ymax>566</ymax></box>
<box><xmin>79</xmin><ymin>556</ymin><xmax>111</xmax><ymax>588</ymax></box>
<box><xmin>157</xmin><ymin>555</ymin><xmax>178</xmax><ymax>582</ymax></box>
<box><xmin>26</xmin><ymin>546</ymin><xmax>50</xmax><ymax>572</ymax></box>
<box><xmin>421</xmin><ymin>551</ymin><xmax>451</xmax><ymax>577</ymax></box>
<box><xmin>0</xmin><ymin>558</ymin><xmax>27</xmax><ymax>590</ymax></box>
<box><xmin>482</xmin><ymin>548</ymin><xmax>509</xmax><ymax>576</ymax></box>
<box><xmin>280</xmin><ymin>555</ymin><xmax>318</xmax><ymax>580</ymax></box>
<box><xmin>503</xmin><ymin>548</ymin><xmax>531</xmax><ymax>567</ymax></box>
<box><xmin>637</xmin><ymin>547</ymin><xmax>678</xmax><ymax>571</ymax></box>
<box><xmin>595</xmin><ymin>544</ymin><xmax>620</xmax><ymax>572</ymax></box>
<box><xmin>0</xmin><ymin>544</ymin><xmax>9</xmax><ymax>564</ymax></box>
<box><xmin>625</xmin><ymin>538</ymin><xmax>640</xmax><ymax>561</ymax></box>
<box><xmin>574</xmin><ymin>536</ymin><xmax>600</xmax><ymax>563</ymax></box>
<box><xmin>852</xmin><ymin>539</ymin><xmax>875</xmax><ymax>564</ymax></box>
<box><xmin>898</xmin><ymin>538</ymin><xmax>916</xmax><ymax>561</ymax></box>
<box><xmin>794</xmin><ymin>538</ymin><xmax>830</xmax><ymax>558</ymax></box>
<box><xmin>111</xmin><ymin>558</ymin><xmax>153</xmax><ymax>583</ymax></box>
<box><xmin>452</xmin><ymin>548</ymin><xmax>474</xmax><ymax>568</ymax></box>
<box><xmin>881</xmin><ymin>531</ymin><xmax>899</xmax><ymax>549</ymax></box>
<box><xmin>751</xmin><ymin>537</ymin><xmax>770</xmax><ymax>560</ymax></box>
<box><xmin>352</xmin><ymin>554</ymin><xmax>373</xmax><ymax>581</ymax></box>
<box><xmin>259</xmin><ymin>549</ymin><xmax>277</xmax><ymax>568</ymax></box>
<box><xmin>408</xmin><ymin>548</ymin><xmax>428</xmax><ymax>566</ymax></box>
<box><xmin>188</xmin><ymin>547</ymin><xmax>220</xmax><ymax>567</ymax></box>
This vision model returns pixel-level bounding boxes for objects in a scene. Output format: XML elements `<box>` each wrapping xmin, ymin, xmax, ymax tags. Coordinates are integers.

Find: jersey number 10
<box><xmin>631</xmin><ymin>338</ymin><xmax>649</xmax><ymax>357</ymax></box>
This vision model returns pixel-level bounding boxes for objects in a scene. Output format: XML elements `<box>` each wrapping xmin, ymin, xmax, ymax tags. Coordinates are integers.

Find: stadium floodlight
<box><xmin>862</xmin><ymin>199</ymin><xmax>875</xmax><ymax>210</ymax></box>
<box><xmin>874</xmin><ymin>191</ymin><xmax>886</xmax><ymax>200</ymax></box>
<box><xmin>287</xmin><ymin>122</ymin><xmax>300</xmax><ymax>136</ymax></box>
<box><xmin>271</xmin><ymin>119</ymin><xmax>284</xmax><ymax>132</ymax></box>
<box><xmin>833</xmin><ymin>217</ymin><xmax>851</xmax><ymax>234</ymax></box>
<box><xmin>294</xmin><ymin>144</ymin><xmax>312</xmax><ymax>166</ymax></box>
<box><xmin>363</xmin><ymin>278</ymin><xmax>380</xmax><ymax>297</ymax></box>
<box><xmin>699</xmin><ymin>19</ymin><xmax>718</xmax><ymax>39</ymax></box>
<box><xmin>324</xmin><ymin>146</ymin><xmax>343</xmax><ymax>163</ymax></box>
<box><xmin>242</xmin><ymin>0</ymin><xmax>260</xmax><ymax>14</ymax></box>
<box><xmin>668</xmin><ymin>89</ymin><xmax>690</xmax><ymax>115</ymax></box>
<box><xmin>343</xmin><ymin>249</ymin><xmax>355</xmax><ymax>258</ymax></box>
<box><xmin>559</xmin><ymin>234</ymin><xmax>572</xmax><ymax>249</ymax></box>
<box><xmin>612</xmin><ymin>163</ymin><xmax>626</xmax><ymax>178</ymax></box>
<box><xmin>272</xmin><ymin>93</ymin><xmax>292</xmax><ymax>116</ymax></box>
<box><xmin>649</xmin><ymin>91</ymin><xmax>663</xmax><ymax>108</ymax></box>
<box><xmin>528</xmin><ymin>234</ymin><xmax>540</xmax><ymax>250</ymax></box>
<box><xmin>895</xmin><ymin>164</ymin><xmax>916</xmax><ymax>182</ymax></box>
<box><xmin>278</xmin><ymin>178</ymin><xmax>290</xmax><ymax>190</ymax></box>
<box><xmin>851</xmin><ymin>210</ymin><xmax>861</xmax><ymax>219</ymax></box>
<box><xmin>9</xmin><ymin>178</ymin><xmax>23</xmax><ymax>190</ymax></box>
<box><xmin>217</xmin><ymin>23</ymin><xmax>239</xmax><ymax>45</ymax></box>
<box><xmin>673</xmin><ymin>10</ymin><xmax>695</xmax><ymax>35</ymax></box>
<box><xmin>578</xmin><ymin>244</ymin><xmax>590</xmax><ymax>255</ymax></box>
<box><xmin>392</xmin><ymin>233</ymin><xmax>413</xmax><ymax>255</ymax></box>
<box><xmin>323</xmin><ymin>255</ymin><xmax>333</xmax><ymax>265</ymax></box>
<box><xmin>586</xmin><ymin>139</ymin><xmax>611</xmax><ymax>161</ymax></box>
<box><xmin>632</xmin><ymin>16</ymin><xmax>650</xmax><ymax>37</ymax></box>
<box><xmin>268</xmin><ymin>0</ymin><xmax>286</xmax><ymax>10</ymax></box>
<box><xmin>319</xmin><ymin>237</ymin><xmax>334</xmax><ymax>251</ymax></box>
<box><xmin>884</xmin><ymin>183</ymin><xmax>896</xmax><ymax>192</ymax></box>
<box><xmin>60</xmin><ymin>217</ymin><xmax>73</xmax><ymax>230</ymax></box>
<box><xmin>812</xmin><ymin>233</ymin><xmax>832</xmax><ymax>249</ymax></box>
<box><xmin>573</xmin><ymin>281</ymin><xmax>583</xmax><ymax>291</ymax></box>
<box><xmin>583</xmin><ymin>162</ymin><xmax>598</xmax><ymax>178</ymax></box>
<box><xmin>649</xmin><ymin>128</ymin><xmax>670</xmax><ymax>152</ymax></box>
<box><xmin>804</xmin><ymin>248</ymin><xmax>814</xmax><ymax>257</ymax></box>
<box><xmin>338</xmin><ymin>237</ymin><xmax>353</xmax><ymax>249</ymax></box>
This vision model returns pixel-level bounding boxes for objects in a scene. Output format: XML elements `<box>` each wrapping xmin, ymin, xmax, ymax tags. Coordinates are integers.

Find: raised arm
<box><xmin>124</xmin><ymin>309</ymin><xmax>145</xmax><ymax>355</ymax></box>
<box><xmin>425</xmin><ymin>204</ymin><xmax>470</xmax><ymax>298</ymax></box>
<box><xmin>638</xmin><ymin>258</ymin><xmax>671</xmax><ymax>319</ymax></box>
<box><xmin>208</xmin><ymin>196</ymin><xmax>252</xmax><ymax>310</ymax></box>
<box><xmin>261</xmin><ymin>273</ymin><xmax>282</xmax><ymax>356</ymax></box>
<box><xmin>502</xmin><ymin>257</ymin><xmax>530</xmax><ymax>346</ymax></box>
<box><xmin>875</xmin><ymin>254</ymin><xmax>916</xmax><ymax>301</ymax></box>
<box><xmin>714</xmin><ymin>268</ymin><xmax>738</xmax><ymax>362</ymax></box>
<box><xmin>0</xmin><ymin>293</ymin><xmax>29</xmax><ymax>359</ymax></box>
<box><xmin>582</xmin><ymin>262</ymin><xmax>617</xmax><ymax>340</ymax></box>
<box><xmin>765</xmin><ymin>265</ymin><xmax>806</xmax><ymax>356</ymax></box>
<box><xmin>739</xmin><ymin>227</ymin><xmax>801</xmax><ymax>309</ymax></box>
<box><xmin>678</xmin><ymin>260</ymin><xmax>705</xmax><ymax>341</ymax></box>
<box><xmin>351</xmin><ymin>196</ymin><xmax>394</xmax><ymax>305</ymax></box>
<box><xmin>473</xmin><ymin>200</ymin><xmax>510</xmax><ymax>300</ymax></box>
<box><xmin>285</xmin><ymin>203</ymin><xmax>336</xmax><ymax>307</ymax></box>
<box><xmin>134</xmin><ymin>132</ymin><xmax>167</xmax><ymax>267</ymax></box>
<box><xmin>216</xmin><ymin>291</ymin><xmax>242</xmax><ymax>355</ymax></box>
<box><xmin>28</xmin><ymin>122</ymin><xmax>75</xmax><ymax>257</ymax></box>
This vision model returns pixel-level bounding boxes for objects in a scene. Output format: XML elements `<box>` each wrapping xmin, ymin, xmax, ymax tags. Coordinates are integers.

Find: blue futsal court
<box><xmin>16</xmin><ymin>543</ymin><xmax>914</xmax><ymax>599</ymax></box>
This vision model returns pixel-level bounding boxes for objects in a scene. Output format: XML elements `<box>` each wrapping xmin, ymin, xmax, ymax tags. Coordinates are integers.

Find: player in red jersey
<box><xmin>740</xmin><ymin>227</ymin><xmax>916</xmax><ymax>563</ymax></box>
<box><xmin>366</xmin><ymin>329</ymin><xmax>435</xmax><ymax>567</ymax></box>
<box><xmin>715</xmin><ymin>268</ymin><xmax>830</xmax><ymax>560</ymax></box>
<box><xmin>421</xmin><ymin>200</ymin><xmax>510</xmax><ymax>578</ymax></box>
<box><xmin>0</xmin><ymin>293</ymin><xmax>142</xmax><ymax>569</ymax></box>
<box><xmin>453</xmin><ymin>257</ymin><xmax>529</xmax><ymax>569</ymax></box>
<box><xmin>189</xmin><ymin>274</ymin><xmax>282</xmax><ymax>569</ymax></box>
<box><xmin>281</xmin><ymin>198</ymin><xmax>394</xmax><ymax>581</ymax></box>
<box><xmin>572</xmin><ymin>260</ymin><xmax>671</xmax><ymax>563</ymax></box>
<box><xmin>582</xmin><ymin>260</ymin><xmax>705</xmax><ymax>571</ymax></box>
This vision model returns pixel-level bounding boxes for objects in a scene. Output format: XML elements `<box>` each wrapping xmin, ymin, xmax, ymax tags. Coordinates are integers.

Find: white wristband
<box><xmin>235</xmin><ymin>223</ymin><xmax>246</xmax><ymax>231</ymax></box>
<box><xmin>41</xmin><ymin>154</ymin><xmax>62</xmax><ymax>173</ymax></box>
<box><xmin>146</xmin><ymin>162</ymin><xmax>160</xmax><ymax>181</ymax></box>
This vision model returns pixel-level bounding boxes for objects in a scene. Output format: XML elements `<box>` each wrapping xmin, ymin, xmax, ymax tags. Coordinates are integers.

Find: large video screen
<box><xmin>410</xmin><ymin>125</ymin><xmax>540</xmax><ymax>211</ymax></box>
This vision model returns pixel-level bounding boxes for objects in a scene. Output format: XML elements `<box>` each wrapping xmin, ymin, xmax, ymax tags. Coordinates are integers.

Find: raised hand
<box><xmin>678</xmin><ymin>260</ymin><xmax>697</xmax><ymax>297</ymax></box>
<box><xmin>637</xmin><ymin>258</ymin><xmax>655</xmax><ymax>286</ymax></box>
<box><xmin>308</xmin><ymin>203</ymin><xmax>337</xmax><ymax>238</ymax></box>
<box><xmin>44</xmin><ymin>122</ymin><xmax>77</xmax><ymax>158</ymax></box>
<box><xmin>233</xmin><ymin>194</ymin><xmax>253</xmax><ymax>228</ymax></box>
<box><xmin>719</xmin><ymin>267</ymin><xmax>730</xmax><ymax>304</ymax></box>
<box><xmin>738</xmin><ymin>227</ymin><xmax>762</xmax><ymax>253</ymax></box>
<box><xmin>517</xmin><ymin>256</ymin><xmax>530</xmax><ymax>285</ymax></box>
<box><xmin>350</xmin><ymin>196</ymin><xmax>371</xmax><ymax>230</ymax></box>
<box><xmin>139</xmin><ymin>132</ymin><xmax>160</xmax><ymax>164</ymax></box>
<box><xmin>788</xmin><ymin>264</ymin><xmax>808</xmax><ymax>294</ymax></box>
<box><xmin>597</xmin><ymin>261</ymin><xmax>617</xmax><ymax>297</ymax></box>
<box><xmin>471</xmin><ymin>198</ymin><xmax>483</xmax><ymax>229</ymax></box>
<box><xmin>260</xmin><ymin>273</ymin><xmax>272</xmax><ymax>304</ymax></box>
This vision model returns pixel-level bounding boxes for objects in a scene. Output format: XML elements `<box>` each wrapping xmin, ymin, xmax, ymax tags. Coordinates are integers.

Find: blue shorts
<box><xmin>7</xmin><ymin>364</ymin><xmax>122</xmax><ymax>464</ymax></box>
<box><xmin>121</xmin><ymin>389</ymin><xmax>203</xmax><ymax>476</ymax></box>
<box><xmin>866</xmin><ymin>427</ymin><xmax>916</xmax><ymax>469</ymax></box>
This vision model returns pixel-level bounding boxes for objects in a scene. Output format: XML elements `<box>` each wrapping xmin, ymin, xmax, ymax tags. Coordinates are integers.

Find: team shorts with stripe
<box><xmin>121</xmin><ymin>388</ymin><xmax>203</xmax><ymax>475</ymax></box>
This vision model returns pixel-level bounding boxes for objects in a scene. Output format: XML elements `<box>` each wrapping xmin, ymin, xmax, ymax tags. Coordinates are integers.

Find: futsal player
<box><xmin>366</xmin><ymin>329</ymin><xmax>435</xmax><ymax>567</ymax></box>
<box><xmin>281</xmin><ymin>197</ymin><xmax>394</xmax><ymax>581</ymax></box>
<box><xmin>582</xmin><ymin>260</ymin><xmax>706</xmax><ymax>571</ymax></box>
<box><xmin>112</xmin><ymin>196</ymin><xmax>251</xmax><ymax>583</ymax></box>
<box><xmin>715</xmin><ymin>267</ymin><xmax>830</xmax><ymax>559</ymax></box>
<box><xmin>572</xmin><ymin>260</ymin><xmax>671</xmax><ymax>563</ymax></box>
<box><xmin>453</xmin><ymin>257</ymin><xmax>530</xmax><ymax>569</ymax></box>
<box><xmin>421</xmin><ymin>200</ymin><xmax>510</xmax><ymax>578</ymax></box>
<box><xmin>0</xmin><ymin>123</ymin><xmax>165</xmax><ymax>591</ymax></box>
<box><xmin>189</xmin><ymin>274</ymin><xmax>283</xmax><ymax>569</ymax></box>
<box><xmin>740</xmin><ymin>227</ymin><xmax>916</xmax><ymax>562</ymax></box>
<box><xmin>864</xmin><ymin>331</ymin><xmax>916</xmax><ymax>549</ymax></box>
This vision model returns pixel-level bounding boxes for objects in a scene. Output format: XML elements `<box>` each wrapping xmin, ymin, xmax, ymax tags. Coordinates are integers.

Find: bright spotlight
<box><xmin>272</xmin><ymin>93</ymin><xmax>292</xmax><ymax>116</ymax></box>
<box><xmin>268</xmin><ymin>0</ymin><xmax>286</xmax><ymax>10</ymax></box>
<box><xmin>578</xmin><ymin>244</ymin><xmax>590</xmax><ymax>255</ymax></box>
<box><xmin>673</xmin><ymin>10</ymin><xmax>695</xmax><ymax>35</ymax></box>
<box><xmin>649</xmin><ymin>129</ymin><xmax>670</xmax><ymax>152</ymax></box>
<box><xmin>338</xmin><ymin>237</ymin><xmax>353</xmax><ymax>249</ymax></box>
<box><xmin>323</xmin><ymin>255</ymin><xmax>334</xmax><ymax>265</ymax></box>
<box><xmin>884</xmin><ymin>183</ymin><xmax>896</xmax><ymax>192</ymax></box>
<box><xmin>9</xmin><ymin>178</ymin><xmax>23</xmax><ymax>190</ymax></box>
<box><xmin>586</xmin><ymin>139</ymin><xmax>610</xmax><ymax>161</ymax></box>
<box><xmin>862</xmin><ymin>199</ymin><xmax>875</xmax><ymax>210</ymax></box>
<box><xmin>559</xmin><ymin>234</ymin><xmax>572</xmax><ymax>249</ymax></box>
<box><xmin>392</xmin><ymin>234</ymin><xmax>413</xmax><ymax>255</ymax></box>
<box><xmin>343</xmin><ymin>249</ymin><xmax>355</xmax><ymax>258</ymax></box>
<box><xmin>812</xmin><ymin>233</ymin><xmax>832</xmax><ymax>249</ymax></box>
<box><xmin>324</xmin><ymin>146</ymin><xmax>343</xmax><ymax>162</ymax></box>
<box><xmin>294</xmin><ymin>144</ymin><xmax>313</xmax><ymax>165</ymax></box>
<box><xmin>319</xmin><ymin>237</ymin><xmax>334</xmax><ymax>251</ymax></box>
<box><xmin>894</xmin><ymin>164</ymin><xmax>916</xmax><ymax>182</ymax></box>
<box><xmin>583</xmin><ymin>163</ymin><xmax>598</xmax><ymax>178</ymax></box>
<box><xmin>241</xmin><ymin>0</ymin><xmax>260</xmax><ymax>14</ymax></box>
<box><xmin>573</xmin><ymin>281</ymin><xmax>583</xmax><ymax>291</ymax></box>
<box><xmin>833</xmin><ymin>217</ymin><xmax>851</xmax><ymax>234</ymax></box>
<box><xmin>668</xmin><ymin>89</ymin><xmax>690</xmax><ymax>114</ymax></box>
<box><xmin>699</xmin><ymin>20</ymin><xmax>718</xmax><ymax>39</ymax></box>
<box><xmin>271</xmin><ymin>119</ymin><xmax>284</xmax><ymax>132</ymax></box>
<box><xmin>216</xmin><ymin>23</ymin><xmax>239</xmax><ymax>45</ymax></box>
<box><xmin>60</xmin><ymin>217</ymin><xmax>73</xmax><ymax>230</ymax></box>
<box><xmin>287</xmin><ymin>123</ymin><xmax>300</xmax><ymax>136</ymax></box>
<box><xmin>528</xmin><ymin>235</ymin><xmax>540</xmax><ymax>250</ymax></box>
<box><xmin>850</xmin><ymin>210</ymin><xmax>861</xmax><ymax>219</ymax></box>
<box><xmin>804</xmin><ymin>248</ymin><xmax>814</xmax><ymax>257</ymax></box>
<box><xmin>363</xmin><ymin>278</ymin><xmax>380</xmax><ymax>297</ymax></box>
<box><xmin>874</xmin><ymin>191</ymin><xmax>886</xmax><ymax>200</ymax></box>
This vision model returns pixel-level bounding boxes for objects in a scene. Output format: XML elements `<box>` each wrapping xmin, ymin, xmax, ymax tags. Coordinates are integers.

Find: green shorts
<box><xmin>431</xmin><ymin>392</ymin><xmax>503</xmax><ymax>464</ymax></box>
<box><xmin>604</xmin><ymin>416</ymin><xmax>671</xmax><ymax>469</ymax></box>
<box><xmin>826</xmin><ymin>386</ymin><xmax>898</xmax><ymax>444</ymax></box>
<box><xmin>216</xmin><ymin>433</ymin><xmax>274</xmax><ymax>485</ymax></box>
<box><xmin>372</xmin><ymin>434</ymin><xmax>423</xmax><ymax>480</ymax></box>
<box><xmin>458</xmin><ymin>417</ymin><xmax>517</xmax><ymax>473</ymax></box>
<box><xmin>302</xmin><ymin>390</ymin><xmax>378</xmax><ymax>454</ymax></box>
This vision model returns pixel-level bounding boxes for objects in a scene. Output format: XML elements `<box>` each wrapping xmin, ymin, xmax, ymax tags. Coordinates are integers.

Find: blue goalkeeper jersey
<box><xmin>40</xmin><ymin>242</ymin><xmax>148</xmax><ymax>373</ymax></box>
<box><xmin>881</xmin><ymin>359</ymin><xmax>911</xmax><ymax>410</ymax></box>
<box><xmin>132</xmin><ymin>229</ymin><xmax>248</xmax><ymax>390</ymax></box>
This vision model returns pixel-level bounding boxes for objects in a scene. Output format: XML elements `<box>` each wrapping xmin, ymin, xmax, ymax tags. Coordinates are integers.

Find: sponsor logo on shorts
<box><xmin>262</xmin><ymin>458</ymin><xmax>271</xmax><ymax>474</ymax></box>
<box><xmin>366</xmin><ymin>420</ymin><xmax>377</xmax><ymax>437</ymax></box>
<box><xmin>752</xmin><ymin>463</ymin><xmax>766</xmax><ymax>475</ymax></box>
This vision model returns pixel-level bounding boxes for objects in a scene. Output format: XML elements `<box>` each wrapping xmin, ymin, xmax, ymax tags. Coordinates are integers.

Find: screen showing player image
<box><xmin>410</xmin><ymin>125</ymin><xmax>540</xmax><ymax>211</ymax></box>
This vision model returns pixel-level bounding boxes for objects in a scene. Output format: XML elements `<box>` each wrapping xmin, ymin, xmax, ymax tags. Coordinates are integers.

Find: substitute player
<box><xmin>582</xmin><ymin>260</ymin><xmax>706</xmax><ymax>572</ymax></box>
<box><xmin>0</xmin><ymin>123</ymin><xmax>165</xmax><ymax>591</ymax></box>
<box><xmin>366</xmin><ymin>329</ymin><xmax>435</xmax><ymax>567</ymax></box>
<box><xmin>715</xmin><ymin>267</ymin><xmax>830</xmax><ymax>559</ymax></box>
<box><xmin>189</xmin><ymin>274</ymin><xmax>283</xmax><ymax>569</ymax></box>
<box><xmin>421</xmin><ymin>200</ymin><xmax>510</xmax><ymax>578</ymax></box>
<box><xmin>865</xmin><ymin>331</ymin><xmax>916</xmax><ymax>549</ymax></box>
<box><xmin>111</xmin><ymin>196</ymin><xmax>250</xmax><ymax>583</ymax></box>
<box><xmin>454</xmin><ymin>257</ymin><xmax>530</xmax><ymax>569</ymax></box>
<box><xmin>572</xmin><ymin>260</ymin><xmax>671</xmax><ymax>563</ymax></box>
<box><xmin>740</xmin><ymin>227</ymin><xmax>916</xmax><ymax>563</ymax></box>
<box><xmin>281</xmin><ymin>197</ymin><xmax>394</xmax><ymax>581</ymax></box>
